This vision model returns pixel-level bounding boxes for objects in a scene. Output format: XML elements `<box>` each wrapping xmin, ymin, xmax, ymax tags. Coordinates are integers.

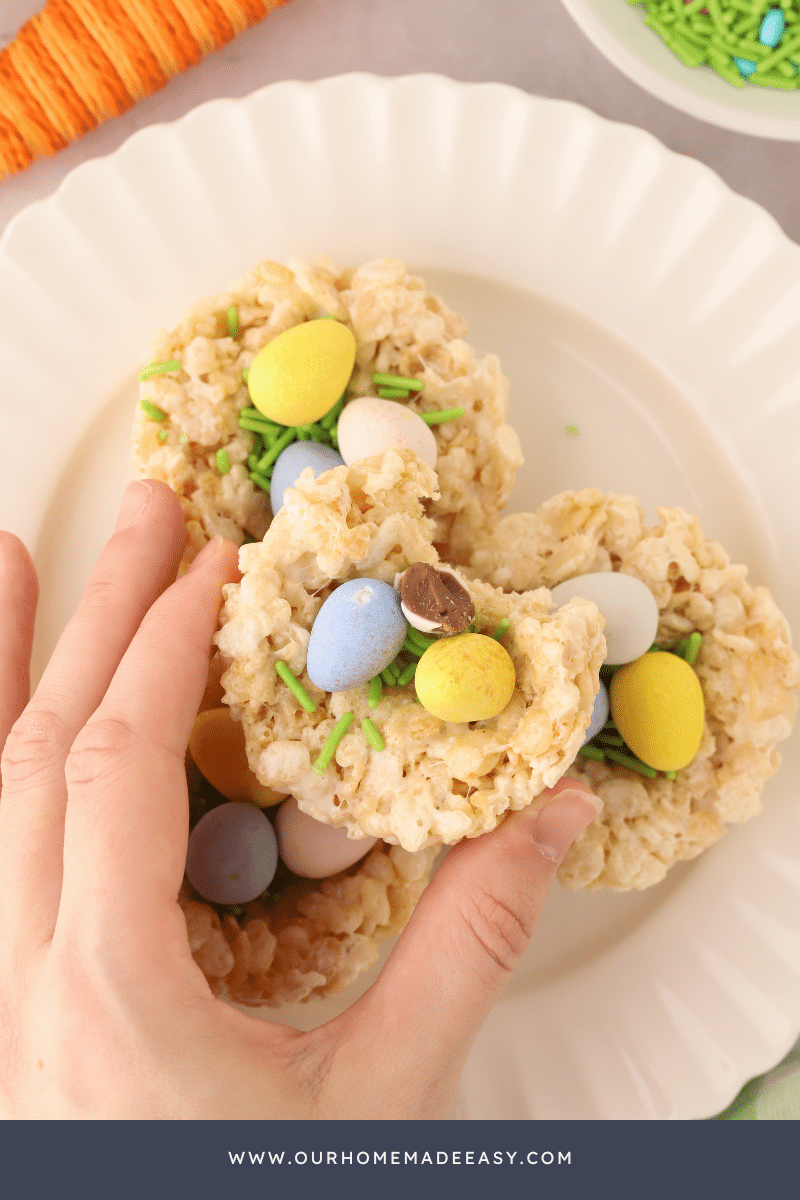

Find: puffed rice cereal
<box><xmin>132</xmin><ymin>256</ymin><xmax>522</xmax><ymax>568</ymax></box>
<box><xmin>182</xmin><ymin>742</ymin><xmax>437</xmax><ymax>1007</ymax></box>
<box><xmin>469</xmin><ymin>488</ymin><xmax>800</xmax><ymax>891</ymax></box>
<box><xmin>215</xmin><ymin>450</ymin><xmax>606</xmax><ymax>854</ymax></box>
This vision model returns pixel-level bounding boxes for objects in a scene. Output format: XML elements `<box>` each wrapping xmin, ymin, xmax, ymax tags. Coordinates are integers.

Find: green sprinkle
<box><xmin>138</xmin><ymin>359</ymin><xmax>180</xmax><ymax>381</ymax></box>
<box><xmin>673</xmin><ymin>637</ymin><xmax>689</xmax><ymax>660</ymax></box>
<box><xmin>629</xmin><ymin>0</ymin><xmax>800</xmax><ymax>89</ymax></box>
<box><xmin>227</xmin><ymin>306</ymin><xmax>239</xmax><ymax>338</ymax></box>
<box><xmin>380</xmin><ymin>662</ymin><xmax>399</xmax><ymax>686</ymax></box>
<box><xmin>274</xmin><ymin>660</ymin><xmax>317</xmax><ymax>712</ymax></box>
<box><xmin>372</xmin><ymin>372</ymin><xmax>424</xmax><ymax>391</ymax></box>
<box><xmin>238</xmin><ymin>416</ymin><xmax>277</xmax><ymax>434</ymax></box>
<box><xmin>377</xmin><ymin>387</ymin><xmax>409</xmax><ymax>399</ymax></box>
<box><xmin>258</xmin><ymin>426</ymin><xmax>296</xmax><ymax>471</ymax></box>
<box><xmin>313</xmin><ymin>711</ymin><xmax>355</xmax><ymax>774</ymax></box>
<box><xmin>757</xmin><ymin>27</ymin><xmax>800</xmax><ymax>72</ymax></box>
<box><xmin>368</xmin><ymin>675</ymin><xmax>383</xmax><ymax>708</ymax></box>
<box><xmin>239</xmin><ymin>408</ymin><xmax>281</xmax><ymax>427</ymax></box>
<box><xmin>215</xmin><ymin>448</ymin><xmax>231</xmax><ymax>475</ymax></box>
<box><xmin>685</xmin><ymin>631</ymin><xmax>702</xmax><ymax>666</ymax></box>
<box><xmin>361</xmin><ymin>717</ymin><xmax>385</xmax><ymax>751</ymax></box>
<box><xmin>665</xmin><ymin>770</ymin><xmax>677</xmax><ymax>780</ymax></box>
<box><xmin>594</xmin><ymin>733</ymin><xmax>625</xmax><ymax>748</ymax></box>
<box><xmin>492</xmin><ymin>617</ymin><xmax>511</xmax><ymax>642</ymax></box>
<box><xmin>320</xmin><ymin>396</ymin><xmax>346</xmax><ymax>429</ymax></box>
<box><xmin>247</xmin><ymin>454</ymin><xmax>260</xmax><ymax>471</ymax></box>
<box><xmin>578</xmin><ymin>745</ymin><xmax>605</xmax><ymax>761</ymax></box>
<box><xmin>157</xmin><ymin>429</ymin><xmax>169</xmax><ymax>443</ymax></box>
<box><xmin>567</xmin><ymin>423</ymin><xmax>580</xmax><ymax>437</ymax></box>
<box><xmin>603</xmin><ymin>748</ymin><xmax>658</xmax><ymax>779</ymax></box>
<box><xmin>249</xmin><ymin>469</ymin><xmax>272</xmax><ymax>492</ymax></box>
<box><xmin>419</xmin><ymin>407</ymin><xmax>465</xmax><ymax>425</ymax></box>
<box><xmin>242</xmin><ymin>367</ymin><xmax>250</xmax><ymax>384</ymax></box>
<box><xmin>401</xmin><ymin>636</ymin><xmax>424</xmax><ymax>658</ymax></box>
<box><xmin>227</xmin><ymin>904</ymin><xmax>243</xmax><ymax>916</ymax></box>
<box><xmin>397</xmin><ymin>660</ymin><xmax>418</xmax><ymax>686</ymax></box>
<box><xmin>406</xmin><ymin>627</ymin><xmax>436</xmax><ymax>651</ymax></box>
<box><xmin>249</xmin><ymin>431</ymin><xmax>263</xmax><ymax>457</ymax></box>
<box><xmin>178</xmin><ymin>432</ymin><xmax>188</xmax><ymax>445</ymax></box>
<box><xmin>304</xmin><ymin>423</ymin><xmax>327</xmax><ymax>442</ymax></box>
<box><xmin>139</xmin><ymin>399</ymin><xmax>166</xmax><ymax>421</ymax></box>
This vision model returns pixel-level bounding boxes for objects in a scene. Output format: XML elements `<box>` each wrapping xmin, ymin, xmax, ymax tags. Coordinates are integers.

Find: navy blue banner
<box><xmin>0</xmin><ymin>1120</ymin><xmax>793</xmax><ymax>1200</ymax></box>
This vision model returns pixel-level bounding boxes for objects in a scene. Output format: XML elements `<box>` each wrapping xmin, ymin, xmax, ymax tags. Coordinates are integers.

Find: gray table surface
<box><xmin>1</xmin><ymin>0</ymin><xmax>799</xmax><ymax>244</ymax></box>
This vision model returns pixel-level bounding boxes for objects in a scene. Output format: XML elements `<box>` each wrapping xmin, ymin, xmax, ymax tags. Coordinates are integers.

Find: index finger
<box><xmin>0</xmin><ymin>533</ymin><xmax>38</xmax><ymax>755</ymax></box>
<box><xmin>58</xmin><ymin>536</ymin><xmax>240</xmax><ymax>935</ymax></box>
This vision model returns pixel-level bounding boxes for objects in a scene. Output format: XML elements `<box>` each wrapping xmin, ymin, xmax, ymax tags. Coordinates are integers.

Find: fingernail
<box><xmin>531</xmin><ymin>788</ymin><xmax>603</xmax><ymax>863</ymax></box>
<box><xmin>186</xmin><ymin>536</ymin><xmax>226</xmax><ymax>573</ymax></box>
<box><xmin>115</xmin><ymin>480</ymin><xmax>153</xmax><ymax>530</ymax></box>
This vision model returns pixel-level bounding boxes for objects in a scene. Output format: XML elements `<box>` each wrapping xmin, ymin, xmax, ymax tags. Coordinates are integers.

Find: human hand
<box><xmin>0</xmin><ymin>480</ymin><xmax>602</xmax><ymax>1119</ymax></box>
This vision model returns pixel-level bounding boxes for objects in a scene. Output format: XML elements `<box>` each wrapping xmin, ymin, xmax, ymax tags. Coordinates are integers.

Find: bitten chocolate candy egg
<box><xmin>549</xmin><ymin>572</ymin><xmax>659</xmax><ymax>666</ymax></box>
<box><xmin>275</xmin><ymin>797</ymin><xmax>378</xmax><ymax>878</ymax></box>
<box><xmin>247</xmin><ymin>319</ymin><xmax>356</xmax><ymax>426</ymax></box>
<box><xmin>270</xmin><ymin>442</ymin><xmax>344</xmax><ymax>514</ymax></box>
<box><xmin>186</xmin><ymin>802</ymin><xmax>278</xmax><ymax>905</ymax></box>
<box><xmin>306</xmin><ymin>578</ymin><xmax>408</xmax><ymax>692</ymax></box>
<box><xmin>189</xmin><ymin>707</ymin><xmax>285</xmax><ymax>807</ymax></box>
<box><xmin>610</xmin><ymin>652</ymin><xmax>705</xmax><ymax>772</ymax></box>
<box><xmin>336</xmin><ymin>397</ymin><xmax>437</xmax><ymax>468</ymax></box>
<box><xmin>415</xmin><ymin>632</ymin><xmax>516</xmax><ymax>723</ymax></box>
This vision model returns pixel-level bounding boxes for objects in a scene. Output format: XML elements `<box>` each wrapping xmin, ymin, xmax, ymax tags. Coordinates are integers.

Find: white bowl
<box><xmin>561</xmin><ymin>0</ymin><xmax>800</xmax><ymax>139</ymax></box>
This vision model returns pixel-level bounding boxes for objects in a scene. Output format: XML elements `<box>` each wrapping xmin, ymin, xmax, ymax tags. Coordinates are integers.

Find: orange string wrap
<box><xmin>0</xmin><ymin>0</ymin><xmax>287</xmax><ymax>180</ymax></box>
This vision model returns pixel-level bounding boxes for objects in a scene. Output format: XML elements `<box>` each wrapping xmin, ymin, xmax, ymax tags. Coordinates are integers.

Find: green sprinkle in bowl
<box><xmin>561</xmin><ymin>0</ymin><xmax>800</xmax><ymax>139</ymax></box>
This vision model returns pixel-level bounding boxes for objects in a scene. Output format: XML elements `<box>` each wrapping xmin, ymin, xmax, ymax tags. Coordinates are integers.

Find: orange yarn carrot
<box><xmin>0</xmin><ymin>0</ymin><xmax>289</xmax><ymax>179</ymax></box>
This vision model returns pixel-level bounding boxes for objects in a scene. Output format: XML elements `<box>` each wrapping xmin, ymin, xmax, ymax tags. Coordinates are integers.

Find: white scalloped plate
<box><xmin>1</xmin><ymin>76</ymin><xmax>799</xmax><ymax>1121</ymax></box>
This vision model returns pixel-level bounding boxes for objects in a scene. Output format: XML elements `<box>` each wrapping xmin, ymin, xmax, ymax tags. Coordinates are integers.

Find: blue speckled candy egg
<box><xmin>269</xmin><ymin>442</ymin><xmax>344</xmax><ymax>513</ymax></box>
<box><xmin>306</xmin><ymin>578</ymin><xmax>407</xmax><ymax>691</ymax></box>
<box><xmin>582</xmin><ymin>679</ymin><xmax>609</xmax><ymax>746</ymax></box>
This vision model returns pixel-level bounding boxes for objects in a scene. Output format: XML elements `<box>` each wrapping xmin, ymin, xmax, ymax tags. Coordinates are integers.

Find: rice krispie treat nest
<box><xmin>132</xmin><ymin>256</ymin><xmax>522</xmax><ymax>568</ymax></box>
<box><xmin>180</xmin><ymin>755</ymin><xmax>437</xmax><ymax>1008</ymax></box>
<box><xmin>214</xmin><ymin>450</ymin><xmax>606</xmax><ymax>854</ymax></box>
<box><xmin>469</xmin><ymin>489</ymin><xmax>800</xmax><ymax>891</ymax></box>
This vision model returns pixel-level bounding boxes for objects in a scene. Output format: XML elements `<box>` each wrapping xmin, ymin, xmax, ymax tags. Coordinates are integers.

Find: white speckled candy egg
<box><xmin>582</xmin><ymin>679</ymin><xmax>610</xmax><ymax>745</ymax></box>
<box><xmin>269</xmin><ymin>442</ymin><xmax>344</xmax><ymax>514</ymax></box>
<box><xmin>275</xmin><ymin>797</ymin><xmax>378</xmax><ymax>878</ymax></box>
<box><xmin>306</xmin><ymin>578</ymin><xmax>407</xmax><ymax>691</ymax></box>
<box><xmin>336</xmin><ymin>397</ymin><xmax>437</xmax><ymax>468</ymax></box>
<box><xmin>549</xmin><ymin>572</ymin><xmax>659</xmax><ymax>666</ymax></box>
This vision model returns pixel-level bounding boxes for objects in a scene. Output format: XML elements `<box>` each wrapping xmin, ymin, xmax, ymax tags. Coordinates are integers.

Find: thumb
<box><xmin>321</xmin><ymin>779</ymin><xmax>602</xmax><ymax>1117</ymax></box>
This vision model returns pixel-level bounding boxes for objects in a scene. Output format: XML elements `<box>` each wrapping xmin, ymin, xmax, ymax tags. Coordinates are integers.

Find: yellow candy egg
<box><xmin>247</xmin><ymin>318</ymin><xmax>356</xmax><ymax>426</ymax></box>
<box><xmin>609</xmin><ymin>652</ymin><xmax>705</xmax><ymax>772</ymax></box>
<box><xmin>189</xmin><ymin>708</ymin><xmax>285</xmax><ymax>807</ymax></box>
<box><xmin>415</xmin><ymin>633</ymin><xmax>516</xmax><ymax>723</ymax></box>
